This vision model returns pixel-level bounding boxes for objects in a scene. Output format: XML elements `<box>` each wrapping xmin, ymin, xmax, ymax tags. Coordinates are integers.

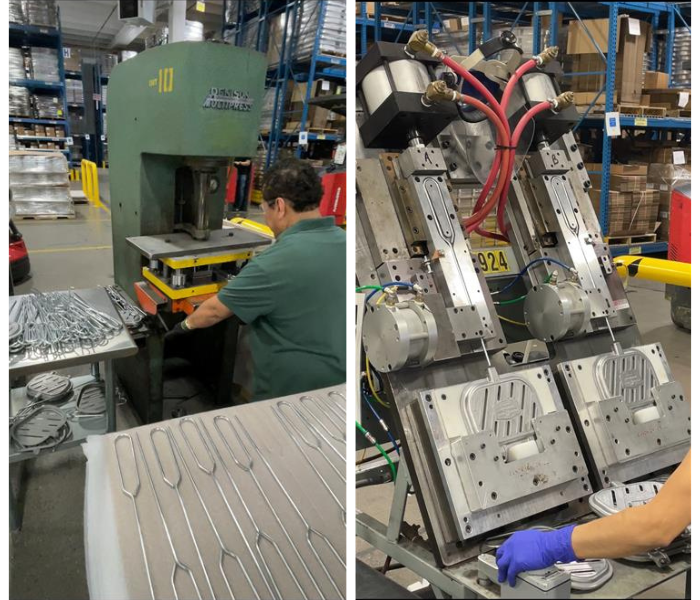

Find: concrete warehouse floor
<box><xmin>357</xmin><ymin>279</ymin><xmax>691</xmax><ymax>599</ymax></box>
<box><xmin>9</xmin><ymin>172</ymin><xmax>265</xmax><ymax>600</ymax></box>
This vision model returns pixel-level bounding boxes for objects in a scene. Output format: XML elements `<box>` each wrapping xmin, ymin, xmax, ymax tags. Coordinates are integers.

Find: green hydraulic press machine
<box><xmin>108</xmin><ymin>42</ymin><xmax>272</xmax><ymax>423</ymax></box>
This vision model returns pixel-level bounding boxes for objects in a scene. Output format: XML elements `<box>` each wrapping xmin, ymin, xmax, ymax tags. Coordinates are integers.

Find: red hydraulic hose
<box><xmin>457</xmin><ymin>95</ymin><xmax>510</xmax><ymax>230</ymax></box>
<box><xmin>495</xmin><ymin>58</ymin><xmax>540</xmax><ymax>238</ymax></box>
<box><xmin>495</xmin><ymin>100</ymin><xmax>554</xmax><ymax>235</ymax></box>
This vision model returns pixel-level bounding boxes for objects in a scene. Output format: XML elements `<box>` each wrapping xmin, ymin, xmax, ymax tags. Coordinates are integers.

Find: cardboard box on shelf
<box><xmin>573</xmin><ymin>90</ymin><xmax>617</xmax><ymax>107</ymax></box>
<box><xmin>646</xmin><ymin>89</ymin><xmax>691</xmax><ymax>111</ymax></box>
<box><xmin>63</xmin><ymin>46</ymin><xmax>81</xmax><ymax>71</ymax></box>
<box><xmin>644</xmin><ymin>71</ymin><xmax>669</xmax><ymax>90</ymax></box>
<box><xmin>610</xmin><ymin>174</ymin><xmax>646</xmax><ymax>192</ymax></box>
<box><xmin>590</xmin><ymin>189</ymin><xmax>657</xmax><ymax>235</ymax></box>
<box><xmin>567</xmin><ymin>16</ymin><xmax>650</xmax><ymax>104</ymax></box>
<box><xmin>651</xmin><ymin>147</ymin><xmax>689</xmax><ymax>165</ymax></box>
<box><xmin>647</xmin><ymin>163</ymin><xmax>691</xmax><ymax>187</ymax></box>
<box><xmin>290</xmin><ymin>80</ymin><xmax>339</xmax><ymax>104</ymax></box>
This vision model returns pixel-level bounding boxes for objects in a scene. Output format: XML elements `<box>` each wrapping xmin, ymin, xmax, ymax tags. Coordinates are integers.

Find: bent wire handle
<box><xmin>276</xmin><ymin>401</ymin><xmax>323</xmax><ymax>449</ymax></box>
<box><xmin>134</xmin><ymin>434</ymin><xmax>202</xmax><ymax>600</ymax></box>
<box><xmin>208</xmin><ymin>417</ymin><xmax>325</xmax><ymax>599</ymax></box>
<box><xmin>113</xmin><ymin>434</ymin><xmax>155</xmax><ymax>600</ymax></box>
<box><xmin>178</xmin><ymin>418</ymin><xmax>216</xmax><ymax>475</ymax></box>
<box><xmin>300</xmin><ymin>395</ymin><xmax>346</xmax><ymax>443</ymax></box>
<box><xmin>213</xmin><ymin>415</ymin><xmax>254</xmax><ymax>471</ymax></box>
<box><xmin>323</xmin><ymin>391</ymin><xmax>346</xmax><ymax>421</ymax></box>
<box><xmin>255</xmin><ymin>530</ymin><xmax>308</xmax><ymax>600</ymax></box>
<box><xmin>278</xmin><ymin>401</ymin><xmax>345</xmax><ymax>464</ymax></box>
<box><xmin>232</xmin><ymin>415</ymin><xmax>345</xmax><ymax>593</ymax></box>
<box><xmin>276</xmin><ymin>402</ymin><xmax>345</xmax><ymax>477</ymax></box>
<box><xmin>114</xmin><ymin>433</ymin><xmax>141</xmax><ymax>498</ymax></box>
<box><xmin>149</xmin><ymin>427</ymin><xmax>182</xmax><ymax>489</ymax></box>
<box><xmin>273</xmin><ymin>409</ymin><xmax>346</xmax><ymax>525</ymax></box>
<box><xmin>178</xmin><ymin>422</ymin><xmax>276</xmax><ymax>600</ymax></box>
<box><xmin>168</xmin><ymin>426</ymin><xmax>259</xmax><ymax>600</ymax></box>
<box><xmin>196</xmin><ymin>420</ymin><xmax>285</xmax><ymax>600</ymax></box>
<box><xmin>156</xmin><ymin>428</ymin><xmax>216</xmax><ymax>600</ymax></box>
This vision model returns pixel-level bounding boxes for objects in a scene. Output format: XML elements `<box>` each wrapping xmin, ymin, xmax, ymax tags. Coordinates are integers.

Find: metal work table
<box><xmin>9</xmin><ymin>288</ymin><xmax>137</xmax><ymax>528</ymax></box>
<box><xmin>84</xmin><ymin>384</ymin><xmax>346</xmax><ymax>600</ymax></box>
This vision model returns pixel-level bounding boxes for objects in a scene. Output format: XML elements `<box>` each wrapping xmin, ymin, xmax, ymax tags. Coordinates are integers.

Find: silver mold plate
<box><xmin>419</xmin><ymin>365</ymin><xmax>591</xmax><ymax>540</ymax></box>
<box><xmin>557</xmin><ymin>343</ymin><xmax>690</xmax><ymax>487</ymax></box>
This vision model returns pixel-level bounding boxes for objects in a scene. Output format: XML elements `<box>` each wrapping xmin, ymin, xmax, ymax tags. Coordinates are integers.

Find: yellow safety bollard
<box><xmin>615</xmin><ymin>256</ymin><xmax>690</xmax><ymax>288</ymax></box>
<box><xmin>80</xmin><ymin>160</ymin><xmax>103</xmax><ymax>208</ymax></box>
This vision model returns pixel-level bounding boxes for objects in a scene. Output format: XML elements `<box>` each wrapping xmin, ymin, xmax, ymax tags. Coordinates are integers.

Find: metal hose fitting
<box><xmin>405</xmin><ymin>30</ymin><xmax>442</xmax><ymax>58</ymax></box>
<box><xmin>550</xmin><ymin>91</ymin><xmax>574</xmax><ymax>112</ymax></box>
<box><xmin>535</xmin><ymin>46</ymin><xmax>559</xmax><ymax>66</ymax></box>
<box><xmin>422</xmin><ymin>80</ymin><xmax>460</xmax><ymax>106</ymax></box>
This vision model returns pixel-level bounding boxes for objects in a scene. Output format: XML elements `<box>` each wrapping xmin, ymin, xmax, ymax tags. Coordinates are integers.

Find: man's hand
<box><xmin>496</xmin><ymin>525</ymin><xmax>577</xmax><ymax>587</ymax></box>
<box><xmin>164</xmin><ymin>319</ymin><xmax>193</xmax><ymax>342</ymax></box>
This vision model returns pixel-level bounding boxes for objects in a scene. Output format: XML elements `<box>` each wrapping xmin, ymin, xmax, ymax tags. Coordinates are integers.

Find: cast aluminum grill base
<box><xmin>419</xmin><ymin>366</ymin><xmax>590</xmax><ymax>540</ymax></box>
<box><xmin>26</xmin><ymin>372</ymin><xmax>73</xmax><ymax>403</ymax></box>
<box><xmin>11</xmin><ymin>405</ymin><xmax>69</xmax><ymax>448</ymax></box>
<box><xmin>558</xmin><ymin>343</ymin><xmax>690</xmax><ymax>488</ymax></box>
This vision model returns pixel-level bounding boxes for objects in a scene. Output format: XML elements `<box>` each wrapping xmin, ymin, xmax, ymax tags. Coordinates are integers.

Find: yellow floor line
<box><xmin>31</xmin><ymin>245</ymin><xmax>112</xmax><ymax>254</ymax></box>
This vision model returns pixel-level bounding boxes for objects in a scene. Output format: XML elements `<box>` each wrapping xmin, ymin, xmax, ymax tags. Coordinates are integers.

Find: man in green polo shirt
<box><xmin>167</xmin><ymin>158</ymin><xmax>346</xmax><ymax>401</ymax></box>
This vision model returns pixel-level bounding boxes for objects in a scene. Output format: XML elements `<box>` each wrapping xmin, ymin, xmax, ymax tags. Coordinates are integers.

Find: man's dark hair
<box><xmin>262</xmin><ymin>158</ymin><xmax>324</xmax><ymax>212</ymax></box>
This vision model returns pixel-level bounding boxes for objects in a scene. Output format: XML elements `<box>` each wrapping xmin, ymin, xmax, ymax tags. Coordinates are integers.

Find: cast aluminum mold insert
<box><xmin>419</xmin><ymin>366</ymin><xmax>591</xmax><ymax>540</ymax></box>
<box><xmin>26</xmin><ymin>372</ymin><xmax>73</xmax><ymax>403</ymax></box>
<box><xmin>557</xmin><ymin>343</ymin><xmax>691</xmax><ymax>487</ymax></box>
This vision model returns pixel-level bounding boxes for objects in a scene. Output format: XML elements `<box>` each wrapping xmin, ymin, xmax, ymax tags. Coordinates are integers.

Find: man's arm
<box><xmin>184</xmin><ymin>295</ymin><xmax>234</xmax><ymax>329</ymax></box>
<box><xmin>572</xmin><ymin>450</ymin><xmax>691</xmax><ymax>558</ymax></box>
<box><xmin>497</xmin><ymin>450</ymin><xmax>691</xmax><ymax>586</ymax></box>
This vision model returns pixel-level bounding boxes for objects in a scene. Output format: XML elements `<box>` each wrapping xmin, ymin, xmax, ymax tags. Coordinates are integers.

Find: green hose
<box><xmin>356</xmin><ymin>420</ymin><xmax>397</xmax><ymax>481</ymax></box>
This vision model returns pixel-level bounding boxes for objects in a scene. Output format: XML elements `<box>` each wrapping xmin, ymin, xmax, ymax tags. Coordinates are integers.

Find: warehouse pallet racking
<box><xmin>9</xmin><ymin>15</ymin><xmax>72</xmax><ymax>163</ymax></box>
<box><xmin>355</xmin><ymin>1</ymin><xmax>691</xmax><ymax>257</ymax></box>
<box><xmin>224</xmin><ymin>0</ymin><xmax>347</xmax><ymax>168</ymax></box>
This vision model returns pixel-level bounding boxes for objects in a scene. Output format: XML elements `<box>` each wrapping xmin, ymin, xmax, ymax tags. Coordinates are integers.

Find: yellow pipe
<box><xmin>615</xmin><ymin>256</ymin><xmax>690</xmax><ymax>288</ymax></box>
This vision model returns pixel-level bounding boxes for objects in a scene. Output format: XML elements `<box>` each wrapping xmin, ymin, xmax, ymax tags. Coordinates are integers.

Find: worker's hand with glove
<box><xmin>164</xmin><ymin>318</ymin><xmax>194</xmax><ymax>341</ymax></box>
<box><xmin>496</xmin><ymin>525</ymin><xmax>578</xmax><ymax>587</ymax></box>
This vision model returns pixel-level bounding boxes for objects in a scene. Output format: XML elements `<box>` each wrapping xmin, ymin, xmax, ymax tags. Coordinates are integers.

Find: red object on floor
<box><xmin>668</xmin><ymin>183</ymin><xmax>690</xmax><ymax>263</ymax></box>
<box><xmin>225</xmin><ymin>163</ymin><xmax>255</xmax><ymax>205</ymax></box>
<box><xmin>320</xmin><ymin>171</ymin><xmax>346</xmax><ymax>226</ymax></box>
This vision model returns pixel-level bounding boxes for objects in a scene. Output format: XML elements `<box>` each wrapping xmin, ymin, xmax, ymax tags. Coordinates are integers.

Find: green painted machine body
<box><xmin>108</xmin><ymin>42</ymin><xmax>267</xmax><ymax>295</ymax></box>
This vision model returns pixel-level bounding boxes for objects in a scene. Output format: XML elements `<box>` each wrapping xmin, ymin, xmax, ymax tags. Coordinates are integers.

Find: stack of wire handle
<box><xmin>106</xmin><ymin>285</ymin><xmax>148</xmax><ymax>329</ymax></box>
<box><xmin>9</xmin><ymin>290</ymin><xmax>123</xmax><ymax>358</ymax></box>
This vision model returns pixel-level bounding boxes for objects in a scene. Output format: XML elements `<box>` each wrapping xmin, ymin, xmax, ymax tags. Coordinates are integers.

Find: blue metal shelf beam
<box><xmin>609</xmin><ymin>242</ymin><xmax>668</xmax><ymax>257</ymax></box>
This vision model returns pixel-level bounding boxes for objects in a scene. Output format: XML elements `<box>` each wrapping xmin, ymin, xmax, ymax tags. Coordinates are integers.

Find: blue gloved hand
<box><xmin>496</xmin><ymin>525</ymin><xmax>578</xmax><ymax>587</ymax></box>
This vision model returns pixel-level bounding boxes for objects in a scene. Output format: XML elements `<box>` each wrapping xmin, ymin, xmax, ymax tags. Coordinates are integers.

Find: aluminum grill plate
<box><xmin>557</xmin><ymin>343</ymin><xmax>690</xmax><ymax>487</ymax></box>
<box><xmin>76</xmin><ymin>384</ymin><xmax>106</xmax><ymax>415</ymax></box>
<box><xmin>11</xmin><ymin>405</ymin><xmax>68</xmax><ymax>447</ymax></box>
<box><xmin>419</xmin><ymin>366</ymin><xmax>590</xmax><ymax>540</ymax></box>
<box><xmin>556</xmin><ymin>559</ymin><xmax>613</xmax><ymax>592</ymax></box>
<box><xmin>26</xmin><ymin>372</ymin><xmax>73</xmax><ymax>402</ymax></box>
